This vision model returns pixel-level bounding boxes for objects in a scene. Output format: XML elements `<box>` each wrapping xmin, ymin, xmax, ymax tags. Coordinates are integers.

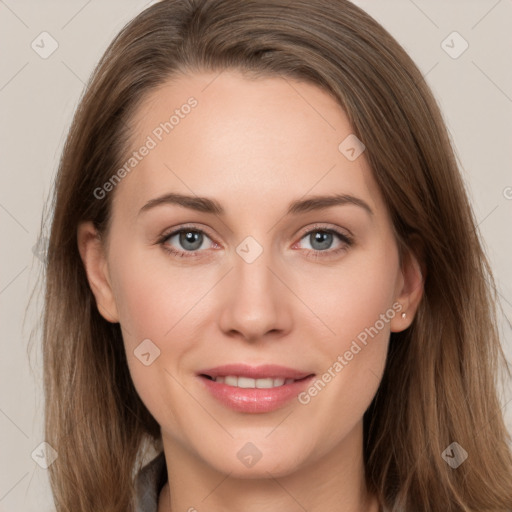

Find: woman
<box><xmin>41</xmin><ymin>0</ymin><xmax>512</xmax><ymax>510</ymax></box>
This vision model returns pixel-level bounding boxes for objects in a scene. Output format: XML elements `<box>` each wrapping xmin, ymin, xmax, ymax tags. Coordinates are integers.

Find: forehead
<box><xmin>113</xmin><ymin>70</ymin><xmax>385</xmax><ymax>220</ymax></box>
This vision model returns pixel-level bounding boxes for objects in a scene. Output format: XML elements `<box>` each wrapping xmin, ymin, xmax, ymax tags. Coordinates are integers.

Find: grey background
<box><xmin>1</xmin><ymin>0</ymin><xmax>511</xmax><ymax>510</ymax></box>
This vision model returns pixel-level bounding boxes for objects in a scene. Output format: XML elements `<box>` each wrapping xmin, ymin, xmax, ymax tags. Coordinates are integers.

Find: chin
<box><xmin>201</xmin><ymin>443</ymin><xmax>309</xmax><ymax>479</ymax></box>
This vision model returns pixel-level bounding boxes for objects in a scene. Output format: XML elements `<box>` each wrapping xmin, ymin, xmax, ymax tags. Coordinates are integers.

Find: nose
<box><xmin>217</xmin><ymin>245</ymin><xmax>293</xmax><ymax>343</ymax></box>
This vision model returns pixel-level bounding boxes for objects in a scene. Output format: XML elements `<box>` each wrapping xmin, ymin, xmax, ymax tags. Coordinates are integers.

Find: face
<box><xmin>79</xmin><ymin>70</ymin><xmax>422</xmax><ymax>479</ymax></box>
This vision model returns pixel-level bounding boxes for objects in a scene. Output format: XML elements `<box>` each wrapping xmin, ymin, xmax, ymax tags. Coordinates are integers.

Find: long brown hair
<box><xmin>38</xmin><ymin>0</ymin><xmax>512</xmax><ymax>510</ymax></box>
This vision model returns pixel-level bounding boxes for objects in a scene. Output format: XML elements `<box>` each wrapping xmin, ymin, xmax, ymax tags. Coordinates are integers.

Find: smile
<box><xmin>197</xmin><ymin>364</ymin><xmax>315</xmax><ymax>413</ymax></box>
<box><xmin>202</xmin><ymin>375</ymin><xmax>297</xmax><ymax>388</ymax></box>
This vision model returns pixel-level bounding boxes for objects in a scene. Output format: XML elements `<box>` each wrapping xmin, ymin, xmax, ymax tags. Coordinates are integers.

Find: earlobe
<box><xmin>390</xmin><ymin>247</ymin><xmax>425</xmax><ymax>333</ymax></box>
<box><xmin>77</xmin><ymin>221</ymin><xmax>119</xmax><ymax>323</ymax></box>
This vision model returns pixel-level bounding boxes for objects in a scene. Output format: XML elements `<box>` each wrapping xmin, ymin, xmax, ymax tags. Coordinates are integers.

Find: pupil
<box><xmin>177</xmin><ymin>230</ymin><xmax>333</xmax><ymax>252</ymax></box>
<box><xmin>180</xmin><ymin>231</ymin><xmax>202</xmax><ymax>250</ymax></box>
<box><xmin>312</xmin><ymin>231</ymin><xmax>332</xmax><ymax>250</ymax></box>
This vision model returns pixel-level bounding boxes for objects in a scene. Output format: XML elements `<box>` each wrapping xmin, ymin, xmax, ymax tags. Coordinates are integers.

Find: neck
<box><xmin>158</xmin><ymin>420</ymin><xmax>380</xmax><ymax>512</ymax></box>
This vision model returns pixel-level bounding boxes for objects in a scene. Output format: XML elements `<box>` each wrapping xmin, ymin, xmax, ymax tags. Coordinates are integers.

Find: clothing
<box><xmin>135</xmin><ymin>451</ymin><xmax>167</xmax><ymax>512</ymax></box>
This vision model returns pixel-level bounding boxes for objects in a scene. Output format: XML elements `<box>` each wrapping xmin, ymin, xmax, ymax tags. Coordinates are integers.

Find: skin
<box><xmin>78</xmin><ymin>70</ymin><xmax>423</xmax><ymax>512</ymax></box>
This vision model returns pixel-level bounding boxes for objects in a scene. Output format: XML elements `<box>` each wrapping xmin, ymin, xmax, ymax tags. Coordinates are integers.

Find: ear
<box><xmin>390</xmin><ymin>244</ymin><xmax>425</xmax><ymax>333</ymax></box>
<box><xmin>77</xmin><ymin>221</ymin><xmax>119</xmax><ymax>323</ymax></box>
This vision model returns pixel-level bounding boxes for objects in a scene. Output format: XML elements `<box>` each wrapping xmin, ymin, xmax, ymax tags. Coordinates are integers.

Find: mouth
<box><xmin>199</xmin><ymin>374</ymin><xmax>312</xmax><ymax>388</ymax></box>
<box><xmin>197</xmin><ymin>364</ymin><xmax>316</xmax><ymax>413</ymax></box>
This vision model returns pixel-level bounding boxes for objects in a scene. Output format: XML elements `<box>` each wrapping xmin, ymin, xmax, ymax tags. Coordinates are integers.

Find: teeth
<box><xmin>211</xmin><ymin>375</ymin><xmax>296</xmax><ymax>388</ymax></box>
<box><xmin>224</xmin><ymin>376</ymin><xmax>237</xmax><ymax>386</ymax></box>
<box><xmin>238</xmin><ymin>376</ymin><xmax>256</xmax><ymax>388</ymax></box>
<box><xmin>256</xmin><ymin>378</ymin><xmax>278</xmax><ymax>388</ymax></box>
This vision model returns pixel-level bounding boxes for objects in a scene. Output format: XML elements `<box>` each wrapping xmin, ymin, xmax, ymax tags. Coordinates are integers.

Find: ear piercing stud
<box><xmin>401</xmin><ymin>312</ymin><xmax>407</xmax><ymax>319</ymax></box>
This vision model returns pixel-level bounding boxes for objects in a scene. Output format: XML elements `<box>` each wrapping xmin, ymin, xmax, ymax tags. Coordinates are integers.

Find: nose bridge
<box><xmin>233</xmin><ymin>234</ymin><xmax>279</xmax><ymax>308</ymax></box>
<box><xmin>235</xmin><ymin>237</ymin><xmax>274</xmax><ymax>293</ymax></box>
<box><xmin>218</xmin><ymin>233</ymin><xmax>290</xmax><ymax>339</ymax></box>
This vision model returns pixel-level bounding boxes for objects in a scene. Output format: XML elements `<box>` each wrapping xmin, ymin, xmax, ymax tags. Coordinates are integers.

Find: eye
<box><xmin>158</xmin><ymin>227</ymin><xmax>216</xmax><ymax>258</ymax></box>
<box><xmin>156</xmin><ymin>224</ymin><xmax>353</xmax><ymax>259</ymax></box>
<box><xmin>294</xmin><ymin>226</ymin><xmax>353</xmax><ymax>259</ymax></box>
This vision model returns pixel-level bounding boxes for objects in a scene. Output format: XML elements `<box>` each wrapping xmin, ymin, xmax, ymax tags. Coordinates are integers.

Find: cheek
<box><xmin>112</xmin><ymin>265</ymin><xmax>168</xmax><ymax>345</ymax></box>
<box><xmin>339</xmin><ymin>242</ymin><xmax>399</xmax><ymax>369</ymax></box>
<box><xmin>109</xmin><ymin>242</ymin><xmax>205</xmax><ymax>344</ymax></box>
<box><xmin>107</xmin><ymin>243</ymin><xmax>213</xmax><ymax>410</ymax></box>
<box><xmin>304</xmin><ymin>237</ymin><xmax>400</xmax><ymax>345</ymax></box>
<box><xmin>298</xmin><ymin>239</ymin><xmax>399</xmax><ymax>419</ymax></box>
<box><xmin>109</xmin><ymin>250</ymin><xmax>201</xmax><ymax>436</ymax></box>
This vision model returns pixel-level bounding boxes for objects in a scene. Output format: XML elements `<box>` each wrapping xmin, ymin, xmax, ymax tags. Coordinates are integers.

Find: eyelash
<box><xmin>156</xmin><ymin>224</ymin><xmax>354</xmax><ymax>260</ymax></box>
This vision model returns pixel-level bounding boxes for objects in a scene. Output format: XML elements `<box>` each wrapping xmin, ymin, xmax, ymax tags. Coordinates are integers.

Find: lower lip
<box><xmin>198</xmin><ymin>375</ymin><xmax>315</xmax><ymax>413</ymax></box>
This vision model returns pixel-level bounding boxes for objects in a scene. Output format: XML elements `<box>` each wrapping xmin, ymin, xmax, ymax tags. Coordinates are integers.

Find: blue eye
<box><xmin>294</xmin><ymin>227</ymin><xmax>353</xmax><ymax>259</ymax></box>
<box><xmin>157</xmin><ymin>225</ymin><xmax>353</xmax><ymax>259</ymax></box>
<box><xmin>300</xmin><ymin>230</ymin><xmax>339</xmax><ymax>251</ymax></box>
<box><xmin>160</xmin><ymin>228</ymin><xmax>213</xmax><ymax>256</ymax></box>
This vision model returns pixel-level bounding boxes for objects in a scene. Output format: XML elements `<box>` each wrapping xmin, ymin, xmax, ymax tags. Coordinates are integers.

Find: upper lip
<box><xmin>198</xmin><ymin>364</ymin><xmax>314</xmax><ymax>380</ymax></box>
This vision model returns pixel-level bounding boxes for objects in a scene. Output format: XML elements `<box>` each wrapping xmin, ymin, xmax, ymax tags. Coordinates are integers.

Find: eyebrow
<box><xmin>138</xmin><ymin>192</ymin><xmax>374</xmax><ymax>217</ymax></box>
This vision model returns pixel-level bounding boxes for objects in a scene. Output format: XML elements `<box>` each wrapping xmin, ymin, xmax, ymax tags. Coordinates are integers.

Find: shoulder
<box><xmin>135</xmin><ymin>451</ymin><xmax>168</xmax><ymax>512</ymax></box>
